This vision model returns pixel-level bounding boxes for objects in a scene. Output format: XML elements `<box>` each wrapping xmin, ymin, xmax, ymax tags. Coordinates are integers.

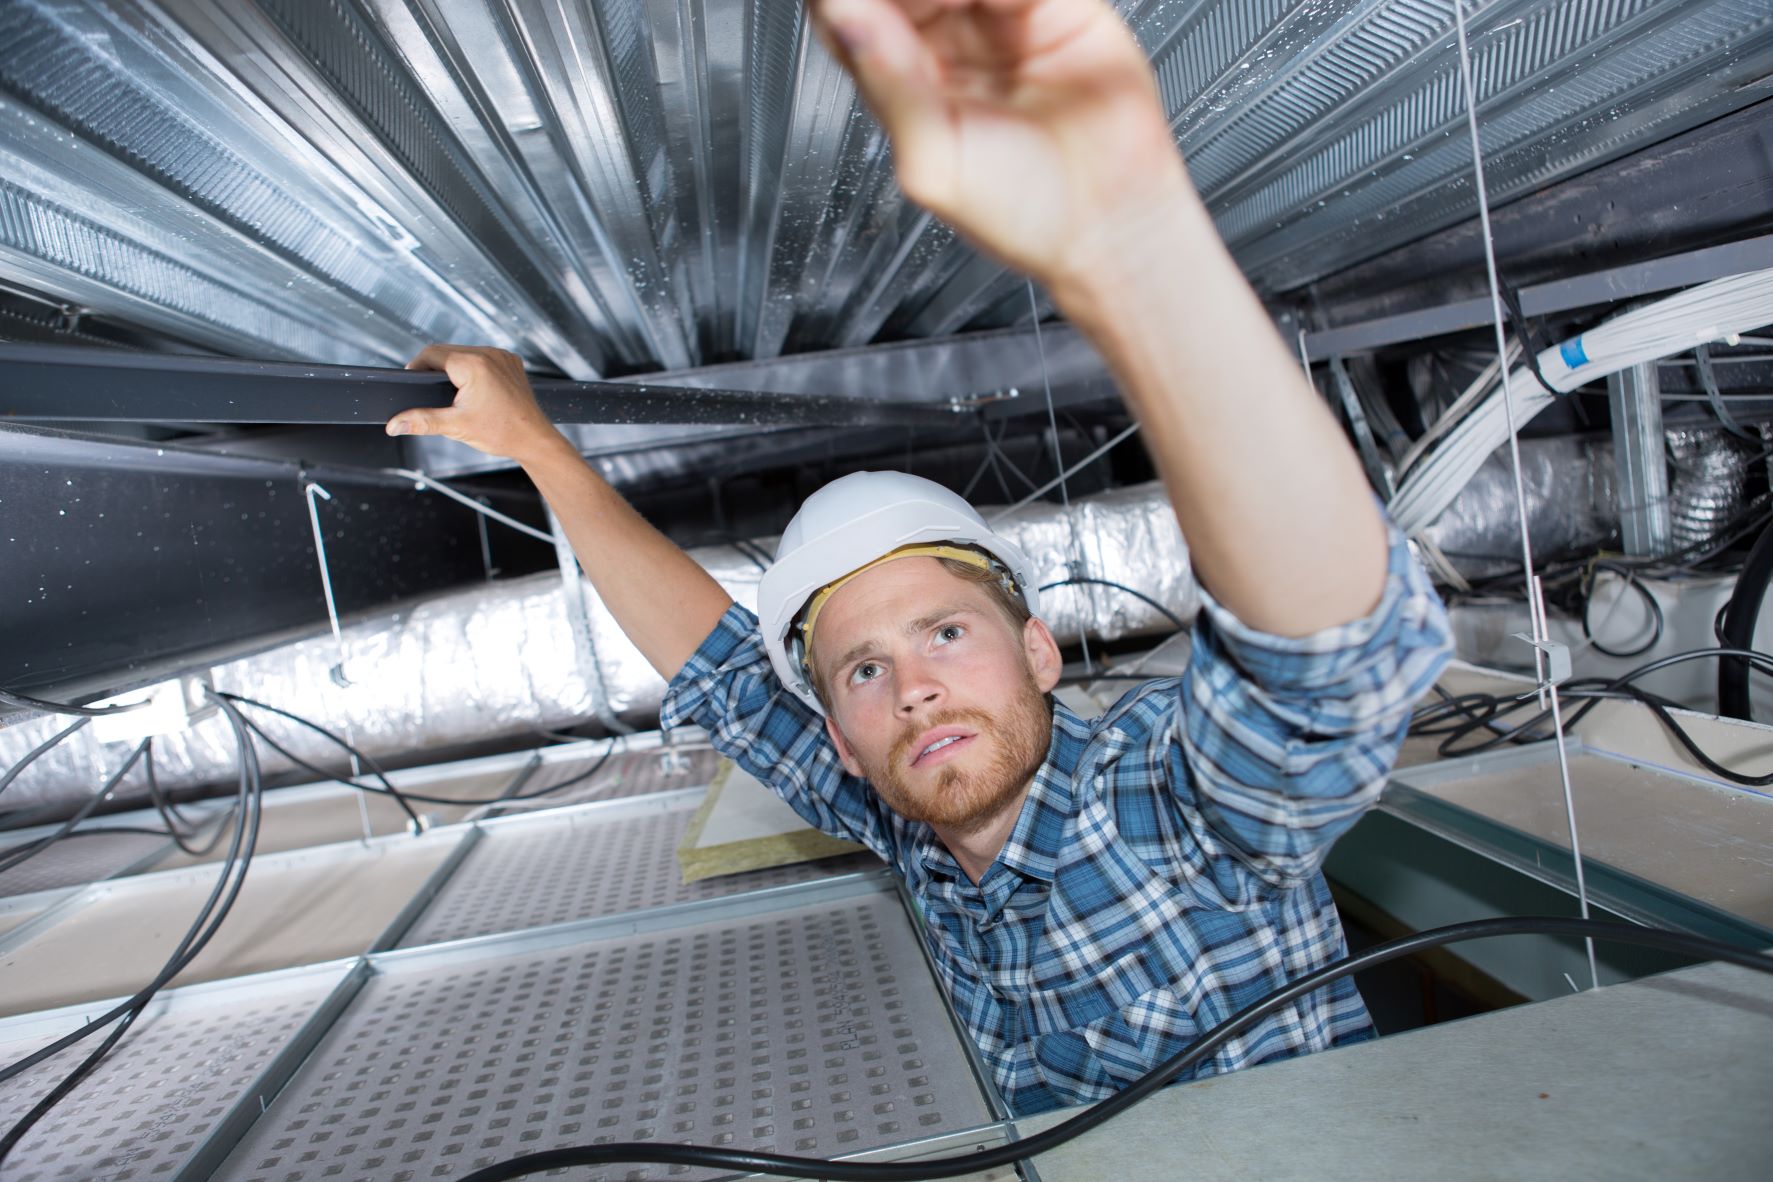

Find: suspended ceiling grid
<box><xmin>1</xmin><ymin>0</ymin><xmax>1768</xmax><ymax>378</ymax></box>
<box><xmin>0</xmin><ymin>733</ymin><xmax>1029</xmax><ymax>1181</ymax></box>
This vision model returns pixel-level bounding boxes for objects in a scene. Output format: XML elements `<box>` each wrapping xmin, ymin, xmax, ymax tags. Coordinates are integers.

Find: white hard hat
<box><xmin>757</xmin><ymin>471</ymin><xmax>1039</xmax><ymax>714</ymax></box>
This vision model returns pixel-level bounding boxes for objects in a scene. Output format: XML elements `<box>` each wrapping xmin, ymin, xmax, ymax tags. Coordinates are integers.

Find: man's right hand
<box><xmin>386</xmin><ymin>344</ymin><xmax>569</xmax><ymax>467</ymax></box>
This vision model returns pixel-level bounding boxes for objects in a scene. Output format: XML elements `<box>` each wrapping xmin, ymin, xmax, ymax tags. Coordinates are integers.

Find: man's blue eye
<box><xmin>850</xmin><ymin>661</ymin><xmax>882</xmax><ymax>686</ymax></box>
<box><xmin>935</xmin><ymin>624</ymin><xmax>964</xmax><ymax>644</ymax></box>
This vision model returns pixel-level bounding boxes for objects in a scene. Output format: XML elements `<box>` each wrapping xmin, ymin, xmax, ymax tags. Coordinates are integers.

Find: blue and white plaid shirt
<box><xmin>662</xmin><ymin>520</ymin><xmax>1451</xmax><ymax>1115</ymax></box>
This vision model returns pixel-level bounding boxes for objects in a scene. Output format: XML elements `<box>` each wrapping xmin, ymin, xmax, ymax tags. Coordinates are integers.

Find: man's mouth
<box><xmin>910</xmin><ymin>728</ymin><xmax>976</xmax><ymax>768</ymax></box>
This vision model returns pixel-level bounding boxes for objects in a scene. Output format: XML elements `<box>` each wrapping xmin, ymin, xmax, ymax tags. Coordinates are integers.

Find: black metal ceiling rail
<box><xmin>1302</xmin><ymin>234</ymin><xmax>1773</xmax><ymax>361</ymax></box>
<box><xmin>0</xmin><ymin>343</ymin><xmax>969</xmax><ymax>428</ymax></box>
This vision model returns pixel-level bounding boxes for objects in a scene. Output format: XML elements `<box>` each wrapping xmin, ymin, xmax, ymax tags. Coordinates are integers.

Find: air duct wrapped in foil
<box><xmin>1</xmin><ymin>482</ymin><xmax>1198</xmax><ymax>815</ymax></box>
<box><xmin>1420</xmin><ymin>427</ymin><xmax>1756</xmax><ymax>579</ymax></box>
<box><xmin>1420</xmin><ymin>436</ymin><xmax>1619</xmax><ymax>579</ymax></box>
<box><xmin>1667</xmin><ymin>427</ymin><xmax>1755</xmax><ymax>553</ymax></box>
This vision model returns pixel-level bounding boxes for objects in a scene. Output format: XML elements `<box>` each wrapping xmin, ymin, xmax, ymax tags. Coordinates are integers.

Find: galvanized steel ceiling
<box><xmin>1</xmin><ymin>0</ymin><xmax>1770</xmax><ymax>381</ymax></box>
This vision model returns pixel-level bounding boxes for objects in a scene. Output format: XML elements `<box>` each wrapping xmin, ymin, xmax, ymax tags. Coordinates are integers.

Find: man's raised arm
<box><xmin>811</xmin><ymin>0</ymin><xmax>1387</xmax><ymax>636</ymax></box>
<box><xmin>386</xmin><ymin>344</ymin><xmax>733</xmax><ymax>681</ymax></box>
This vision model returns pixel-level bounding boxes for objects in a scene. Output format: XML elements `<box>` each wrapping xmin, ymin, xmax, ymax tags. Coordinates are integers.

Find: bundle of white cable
<box><xmin>1388</xmin><ymin>266</ymin><xmax>1773</xmax><ymax>535</ymax></box>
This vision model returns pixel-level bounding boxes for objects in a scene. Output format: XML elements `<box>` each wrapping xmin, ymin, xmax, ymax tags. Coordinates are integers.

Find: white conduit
<box><xmin>1389</xmin><ymin>267</ymin><xmax>1773</xmax><ymax>535</ymax></box>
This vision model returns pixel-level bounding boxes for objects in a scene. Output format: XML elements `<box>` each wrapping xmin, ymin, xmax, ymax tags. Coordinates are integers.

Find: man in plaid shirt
<box><xmin>389</xmin><ymin>0</ymin><xmax>1451</xmax><ymax>1117</ymax></box>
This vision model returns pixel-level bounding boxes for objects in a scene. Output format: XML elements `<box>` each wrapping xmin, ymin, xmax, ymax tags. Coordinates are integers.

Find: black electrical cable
<box><xmin>235</xmin><ymin>701</ymin><xmax>620</xmax><ymax>810</ymax></box>
<box><xmin>1579</xmin><ymin>563</ymin><xmax>1664</xmax><ymax>659</ymax></box>
<box><xmin>1497</xmin><ymin>283</ymin><xmax>1562</xmax><ymax>396</ymax></box>
<box><xmin>0</xmin><ymin>716</ymin><xmax>89</xmax><ymax>801</ymax></box>
<box><xmin>0</xmin><ymin>693</ymin><xmax>262</xmax><ymax>1090</ymax></box>
<box><xmin>142</xmin><ymin>742</ymin><xmax>196</xmax><ymax>829</ymax></box>
<box><xmin>0</xmin><ymin>691</ymin><xmax>263</xmax><ymax>1163</ymax></box>
<box><xmin>0</xmin><ymin>739</ymin><xmax>150</xmax><ymax>877</ymax></box>
<box><xmin>1038</xmin><ymin>578</ymin><xmax>1187</xmax><ymax>632</ymax></box>
<box><xmin>0</xmin><ymin>1003</ymin><xmax>144</xmax><ymax>1166</ymax></box>
<box><xmin>230</xmin><ymin>710</ymin><xmax>424</xmax><ymax>833</ymax></box>
<box><xmin>458</xmin><ymin>915</ymin><xmax>1773</xmax><ymax>1182</ymax></box>
<box><xmin>487</xmin><ymin>736</ymin><xmax>626</xmax><ymax>809</ymax></box>
<box><xmin>1718</xmin><ymin>518</ymin><xmax>1773</xmax><ymax>720</ymax></box>
<box><xmin>226</xmin><ymin>691</ymin><xmax>628</xmax><ymax>810</ymax></box>
<box><xmin>143</xmin><ymin>741</ymin><xmax>232</xmax><ymax>858</ymax></box>
<box><xmin>1450</xmin><ymin>493</ymin><xmax>1773</xmax><ymax>606</ymax></box>
<box><xmin>54</xmin><ymin>825</ymin><xmax>196</xmax><ymax>840</ymax></box>
<box><xmin>0</xmin><ymin>688</ymin><xmax>150</xmax><ymax>718</ymax></box>
<box><xmin>1410</xmin><ymin>647</ymin><xmax>1773</xmax><ymax>783</ymax></box>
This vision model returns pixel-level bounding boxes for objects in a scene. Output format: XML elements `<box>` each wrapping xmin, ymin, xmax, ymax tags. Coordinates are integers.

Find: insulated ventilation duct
<box><xmin>0</xmin><ymin>483</ymin><xmax>1197</xmax><ymax>815</ymax></box>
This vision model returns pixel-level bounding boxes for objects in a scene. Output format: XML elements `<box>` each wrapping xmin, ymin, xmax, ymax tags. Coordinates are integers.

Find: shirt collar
<box><xmin>915</xmin><ymin>698</ymin><xmax>1092</xmax><ymax>885</ymax></box>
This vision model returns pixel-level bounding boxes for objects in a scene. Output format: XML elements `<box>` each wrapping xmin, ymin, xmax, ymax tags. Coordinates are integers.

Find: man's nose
<box><xmin>895</xmin><ymin>653</ymin><xmax>944</xmax><ymax>715</ymax></box>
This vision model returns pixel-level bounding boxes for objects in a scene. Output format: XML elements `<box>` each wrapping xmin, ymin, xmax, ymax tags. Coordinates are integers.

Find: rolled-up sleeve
<box><xmin>660</xmin><ymin>603</ymin><xmax>899</xmax><ymax>864</ymax></box>
<box><xmin>1165</xmin><ymin>516</ymin><xmax>1452</xmax><ymax>895</ymax></box>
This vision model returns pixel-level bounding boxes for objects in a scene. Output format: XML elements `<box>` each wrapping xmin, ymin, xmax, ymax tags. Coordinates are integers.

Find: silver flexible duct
<box><xmin>1421</xmin><ymin>427</ymin><xmax>1758</xmax><ymax>580</ymax></box>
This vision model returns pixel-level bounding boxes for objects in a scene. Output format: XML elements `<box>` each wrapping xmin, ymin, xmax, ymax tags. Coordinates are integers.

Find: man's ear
<box><xmin>1023</xmin><ymin>616</ymin><xmax>1063</xmax><ymax>693</ymax></box>
<box><xmin>824</xmin><ymin>712</ymin><xmax>867</xmax><ymax>778</ymax></box>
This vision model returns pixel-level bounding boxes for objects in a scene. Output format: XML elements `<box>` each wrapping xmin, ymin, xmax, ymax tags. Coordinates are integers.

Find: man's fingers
<box><xmin>385</xmin><ymin>407</ymin><xmax>446</xmax><ymax>438</ymax></box>
<box><xmin>405</xmin><ymin>344</ymin><xmax>452</xmax><ymax>373</ymax></box>
<box><xmin>814</xmin><ymin>0</ymin><xmax>952</xmax><ymax>204</ymax></box>
<box><xmin>405</xmin><ymin>342</ymin><xmax>497</xmax><ymax>373</ymax></box>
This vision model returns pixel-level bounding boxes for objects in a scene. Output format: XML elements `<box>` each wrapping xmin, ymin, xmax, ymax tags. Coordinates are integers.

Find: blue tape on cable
<box><xmin>1559</xmin><ymin>336</ymin><xmax>1589</xmax><ymax>369</ymax></box>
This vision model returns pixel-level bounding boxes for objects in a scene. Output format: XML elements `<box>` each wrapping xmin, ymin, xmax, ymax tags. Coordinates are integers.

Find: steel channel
<box><xmin>1608</xmin><ymin>363</ymin><xmax>1673</xmax><ymax>558</ymax></box>
<box><xmin>367</xmin><ymin>870</ymin><xmax>896</xmax><ymax>975</ymax></box>
<box><xmin>60</xmin><ymin>821</ymin><xmax>470</xmax><ymax>902</ymax></box>
<box><xmin>1378</xmin><ymin>783</ymin><xmax>1773</xmax><ymax>950</ymax></box>
<box><xmin>171</xmin><ymin>958</ymin><xmax>373</xmax><ymax>1182</ymax></box>
<box><xmin>472</xmin><ymin>784</ymin><xmax>709</xmax><ymax>833</ymax></box>
<box><xmin>1304</xmin><ymin>235</ymin><xmax>1773</xmax><ymax>360</ymax></box>
<box><xmin>887</xmin><ymin>876</ymin><xmax>1018</xmax><ymax>1126</ymax></box>
<box><xmin>0</xmin><ymin>342</ymin><xmax>966</xmax><ymax>427</ymax></box>
<box><xmin>1382</xmin><ymin>739</ymin><xmax>1576</xmax><ymax>791</ymax></box>
<box><xmin>0</xmin><ymin>880</ymin><xmax>103</xmax><ymax>958</ymax></box>
<box><xmin>366</xmin><ymin>825</ymin><xmax>485</xmax><ymax>953</ymax></box>
<box><xmin>746</xmin><ymin>1119</ymin><xmax>1021</xmax><ymax>1180</ymax></box>
<box><xmin>0</xmin><ymin>954</ymin><xmax>357</xmax><ymax>1042</ymax></box>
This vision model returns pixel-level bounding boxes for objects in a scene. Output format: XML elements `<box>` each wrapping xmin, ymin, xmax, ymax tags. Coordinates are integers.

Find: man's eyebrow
<box><xmin>902</xmin><ymin>603</ymin><xmax>979</xmax><ymax>638</ymax></box>
<box><xmin>824</xmin><ymin>604</ymin><xmax>981</xmax><ymax>679</ymax></box>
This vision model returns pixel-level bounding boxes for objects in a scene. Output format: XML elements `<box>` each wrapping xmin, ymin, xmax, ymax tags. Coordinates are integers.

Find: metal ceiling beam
<box><xmin>1302</xmin><ymin>235</ymin><xmax>1773</xmax><ymax>361</ymax></box>
<box><xmin>404</xmin><ymin>322</ymin><xmax>1125</xmax><ymax>475</ymax></box>
<box><xmin>0</xmin><ymin>343</ymin><xmax>966</xmax><ymax>428</ymax></box>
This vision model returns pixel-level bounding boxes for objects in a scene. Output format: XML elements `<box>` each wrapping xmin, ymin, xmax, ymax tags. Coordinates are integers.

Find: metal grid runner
<box><xmin>218</xmin><ymin>893</ymin><xmax>994</xmax><ymax>1181</ymax></box>
<box><xmin>400</xmin><ymin>800</ymin><xmax>882</xmax><ymax>947</ymax></box>
<box><xmin>0</xmin><ymin>972</ymin><xmax>341</xmax><ymax>1182</ymax></box>
<box><xmin>0</xmin><ymin>830</ymin><xmax>168</xmax><ymax>898</ymax></box>
<box><xmin>490</xmin><ymin>746</ymin><xmax>720</xmax><ymax>815</ymax></box>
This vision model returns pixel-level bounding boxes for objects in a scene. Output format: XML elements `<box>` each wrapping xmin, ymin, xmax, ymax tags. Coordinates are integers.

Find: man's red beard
<box><xmin>853</xmin><ymin>675</ymin><xmax>1051</xmax><ymax>834</ymax></box>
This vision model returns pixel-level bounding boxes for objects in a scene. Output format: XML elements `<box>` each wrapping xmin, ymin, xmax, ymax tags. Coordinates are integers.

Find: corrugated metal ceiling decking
<box><xmin>0</xmin><ymin>0</ymin><xmax>1769</xmax><ymax>376</ymax></box>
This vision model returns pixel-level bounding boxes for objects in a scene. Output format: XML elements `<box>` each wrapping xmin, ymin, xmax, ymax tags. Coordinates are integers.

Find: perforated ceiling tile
<box><xmin>495</xmin><ymin>746</ymin><xmax>720</xmax><ymax>815</ymax></box>
<box><xmin>0</xmin><ymin>969</ymin><xmax>340</xmax><ymax>1182</ymax></box>
<box><xmin>400</xmin><ymin>801</ymin><xmax>882</xmax><ymax>947</ymax></box>
<box><xmin>0</xmin><ymin>829</ymin><xmax>168</xmax><ymax>898</ymax></box>
<box><xmin>219</xmin><ymin>893</ymin><xmax>993</xmax><ymax>1181</ymax></box>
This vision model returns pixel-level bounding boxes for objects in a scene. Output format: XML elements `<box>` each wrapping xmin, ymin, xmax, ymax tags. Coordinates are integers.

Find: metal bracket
<box><xmin>947</xmin><ymin>387</ymin><xmax>1020</xmax><ymax>411</ymax></box>
<box><xmin>1514</xmin><ymin>632</ymin><xmax>1572</xmax><ymax>688</ymax></box>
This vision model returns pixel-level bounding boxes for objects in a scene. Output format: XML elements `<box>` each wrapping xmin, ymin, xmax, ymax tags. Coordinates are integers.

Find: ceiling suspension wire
<box><xmin>303</xmin><ymin>480</ymin><xmax>373</xmax><ymax>841</ymax></box>
<box><xmin>1028</xmin><ymin>279</ymin><xmax>1096</xmax><ymax>673</ymax></box>
<box><xmin>1451</xmin><ymin>0</ymin><xmax>1598</xmax><ymax>989</ymax></box>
